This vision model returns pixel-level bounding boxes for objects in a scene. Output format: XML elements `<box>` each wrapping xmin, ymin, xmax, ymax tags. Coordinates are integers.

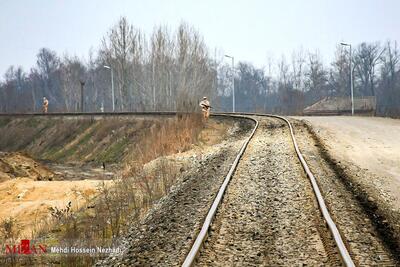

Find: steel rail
<box><xmin>182</xmin><ymin>112</ymin><xmax>355</xmax><ymax>267</ymax></box>
<box><xmin>182</xmin><ymin>114</ymin><xmax>259</xmax><ymax>267</ymax></box>
<box><xmin>267</xmin><ymin>113</ymin><xmax>355</xmax><ymax>267</ymax></box>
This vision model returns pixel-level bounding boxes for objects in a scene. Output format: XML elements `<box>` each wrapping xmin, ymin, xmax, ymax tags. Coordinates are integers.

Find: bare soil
<box><xmin>0</xmin><ymin>152</ymin><xmax>113</xmax><ymax>239</ymax></box>
<box><xmin>0</xmin><ymin>178</ymin><xmax>109</xmax><ymax>238</ymax></box>
<box><xmin>295</xmin><ymin>116</ymin><xmax>400</xmax><ymax>208</ymax></box>
<box><xmin>0</xmin><ymin>152</ymin><xmax>54</xmax><ymax>182</ymax></box>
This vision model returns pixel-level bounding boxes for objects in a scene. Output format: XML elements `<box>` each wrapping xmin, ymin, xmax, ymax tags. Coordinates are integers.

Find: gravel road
<box><xmin>295</xmin><ymin>116</ymin><xmax>400</xmax><ymax>208</ymax></box>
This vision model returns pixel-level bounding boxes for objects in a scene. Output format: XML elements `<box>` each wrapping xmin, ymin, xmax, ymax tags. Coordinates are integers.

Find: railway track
<box><xmin>183</xmin><ymin>113</ymin><xmax>354</xmax><ymax>267</ymax></box>
<box><xmin>1</xmin><ymin>112</ymin><xmax>397</xmax><ymax>266</ymax></box>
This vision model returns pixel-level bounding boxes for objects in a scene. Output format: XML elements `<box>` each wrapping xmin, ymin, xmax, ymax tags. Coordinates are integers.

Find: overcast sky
<box><xmin>1</xmin><ymin>0</ymin><xmax>399</xmax><ymax>77</ymax></box>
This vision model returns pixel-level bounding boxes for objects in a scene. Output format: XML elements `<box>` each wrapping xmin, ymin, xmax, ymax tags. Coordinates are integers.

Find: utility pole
<box><xmin>224</xmin><ymin>54</ymin><xmax>235</xmax><ymax>112</ymax></box>
<box><xmin>80</xmin><ymin>80</ymin><xmax>85</xmax><ymax>112</ymax></box>
<box><xmin>104</xmin><ymin>65</ymin><xmax>115</xmax><ymax>112</ymax></box>
<box><xmin>152</xmin><ymin>59</ymin><xmax>156</xmax><ymax>111</ymax></box>
<box><xmin>340</xmin><ymin>42</ymin><xmax>354</xmax><ymax>115</ymax></box>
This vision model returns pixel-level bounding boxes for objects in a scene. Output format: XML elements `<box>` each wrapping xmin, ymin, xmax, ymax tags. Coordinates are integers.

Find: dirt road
<box><xmin>293</xmin><ymin>120</ymin><xmax>397</xmax><ymax>265</ymax></box>
<box><xmin>295</xmin><ymin>116</ymin><xmax>400</xmax><ymax>208</ymax></box>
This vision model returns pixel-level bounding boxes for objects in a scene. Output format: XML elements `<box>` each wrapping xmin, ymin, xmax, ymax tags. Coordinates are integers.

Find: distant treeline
<box><xmin>0</xmin><ymin>17</ymin><xmax>214</xmax><ymax>113</ymax></box>
<box><xmin>1</xmin><ymin>17</ymin><xmax>399</xmax><ymax>117</ymax></box>
<box><xmin>217</xmin><ymin>41</ymin><xmax>400</xmax><ymax>117</ymax></box>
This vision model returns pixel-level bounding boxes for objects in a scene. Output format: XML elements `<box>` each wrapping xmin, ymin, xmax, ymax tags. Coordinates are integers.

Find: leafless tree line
<box><xmin>1</xmin><ymin>19</ymin><xmax>399</xmax><ymax>117</ymax></box>
<box><xmin>217</xmin><ymin>41</ymin><xmax>400</xmax><ymax>117</ymax></box>
<box><xmin>0</xmin><ymin>17</ymin><xmax>215</xmax><ymax>113</ymax></box>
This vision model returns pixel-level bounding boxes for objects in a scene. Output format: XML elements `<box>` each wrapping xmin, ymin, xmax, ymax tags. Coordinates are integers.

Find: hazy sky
<box><xmin>1</xmin><ymin>0</ymin><xmax>399</xmax><ymax>77</ymax></box>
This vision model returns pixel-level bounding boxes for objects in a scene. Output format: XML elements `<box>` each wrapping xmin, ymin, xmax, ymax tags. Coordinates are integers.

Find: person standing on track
<box><xmin>42</xmin><ymin>97</ymin><xmax>49</xmax><ymax>113</ymax></box>
<box><xmin>199</xmin><ymin>96</ymin><xmax>211</xmax><ymax>119</ymax></box>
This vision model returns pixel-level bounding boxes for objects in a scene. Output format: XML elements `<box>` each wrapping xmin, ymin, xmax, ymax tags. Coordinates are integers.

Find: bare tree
<box><xmin>305</xmin><ymin>51</ymin><xmax>328</xmax><ymax>103</ymax></box>
<box><xmin>378</xmin><ymin>41</ymin><xmax>400</xmax><ymax>115</ymax></box>
<box><xmin>60</xmin><ymin>56</ymin><xmax>86</xmax><ymax>111</ymax></box>
<box><xmin>354</xmin><ymin>42</ymin><xmax>383</xmax><ymax>96</ymax></box>
<box><xmin>329</xmin><ymin>45</ymin><xmax>351</xmax><ymax>96</ymax></box>
<box><xmin>99</xmin><ymin>17</ymin><xmax>135</xmax><ymax>111</ymax></box>
<box><xmin>291</xmin><ymin>48</ymin><xmax>306</xmax><ymax>92</ymax></box>
<box><xmin>35</xmin><ymin>48</ymin><xmax>63</xmax><ymax>109</ymax></box>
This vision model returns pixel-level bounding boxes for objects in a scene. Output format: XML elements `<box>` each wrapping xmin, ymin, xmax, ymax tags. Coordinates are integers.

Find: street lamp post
<box><xmin>340</xmin><ymin>42</ymin><xmax>354</xmax><ymax>116</ymax></box>
<box><xmin>103</xmin><ymin>65</ymin><xmax>115</xmax><ymax>112</ymax></box>
<box><xmin>224</xmin><ymin>54</ymin><xmax>235</xmax><ymax>113</ymax></box>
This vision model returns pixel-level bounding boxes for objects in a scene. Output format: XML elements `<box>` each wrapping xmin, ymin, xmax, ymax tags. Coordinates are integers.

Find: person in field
<box><xmin>199</xmin><ymin>96</ymin><xmax>210</xmax><ymax>119</ymax></box>
<box><xmin>42</xmin><ymin>97</ymin><xmax>49</xmax><ymax>113</ymax></box>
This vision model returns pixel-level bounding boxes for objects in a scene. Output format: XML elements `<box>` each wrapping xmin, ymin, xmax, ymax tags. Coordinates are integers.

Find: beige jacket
<box><xmin>199</xmin><ymin>100</ymin><xmax>210</xmax><ymax>111</ymax></box>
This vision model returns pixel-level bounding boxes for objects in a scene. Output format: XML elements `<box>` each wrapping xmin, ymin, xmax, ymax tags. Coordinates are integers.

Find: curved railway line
<box><xmin>183</xmin><ymin>113</ymin><xmax>354</xmax><ymax>267</ymax></box>
<box><xmin>1</xmin><ymin>112</ymin><xmax>398</xmax><ymax>266</ymax></box>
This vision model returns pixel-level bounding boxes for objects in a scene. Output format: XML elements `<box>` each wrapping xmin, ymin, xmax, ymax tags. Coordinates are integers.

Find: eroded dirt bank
<box><xmin>0</xmin><ymin>152</ymin><xmax>54</xmax><ymax>182</ymax></box>
<box><xmin>0</xmin><ymin>116</ymin><xmax>164</xmax><ymax>240</ymax></box>
<box><xmin>0</xmin><ymin>115</ymin><xmax>184</xmax><ymax>163</ymax></box>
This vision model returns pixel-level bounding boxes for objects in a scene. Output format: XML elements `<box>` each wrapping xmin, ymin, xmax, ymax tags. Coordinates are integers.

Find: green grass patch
<box><xmin>55</xmin><ymin>131</ymin><xmax>92</xmax><ymax>161</ymax></box>
<box><xmin>45</xmin><ymin>122</ymin><xmax>97</xmax><ymax>161</ymax></box>
<box><xmin>13</xmin><ymin>119</ymin><xmax>54</xmax><ymax>151</ymax></box>
<box><xmin>0</xmin><ymin>117</ymin><xmax>11</xmax><ymax>128</ymax></box>
<box><xmin>96</xmin><ymin>137</ymin><xmax>130</xmax><ymax>163</ymax></box>
<box><xmin>25</xmin><ymin>117</ymin><xmax>42</xmax><ymax>128</ymax></box>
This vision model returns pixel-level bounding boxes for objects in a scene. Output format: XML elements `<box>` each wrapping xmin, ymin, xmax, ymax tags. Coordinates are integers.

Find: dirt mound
<box><xmin>0</xmin><ymin>177</ymin><xmax>109</xmax><ymax>239</ymax></box>
<box><xmin>0</xmin><ymin>152</ymin><xmax>54</xmax><ymax>182</ymax></box>
<box><xmin>303</xmin><ymin>96</ymin><xmax>376</xmax><ymax>115</ymax></box>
